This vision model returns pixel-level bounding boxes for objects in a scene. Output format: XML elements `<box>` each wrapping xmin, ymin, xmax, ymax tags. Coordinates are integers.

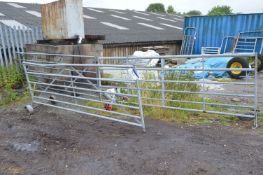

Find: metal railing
<box><xmin>21</xmin><ymin>52</ymin><xmax>259</xmax><ymax>130</ymax></box>
<box><xmin>180</xmin><ymin>27</ymin><xmax>196</xmax><ymax>55</ymax></box>
<box><xmin>0</xmin><ymin>25</ymin><xmax>42</xmax><ymax>66</ymax></box>
<box><xmin>201</xmin><ymin>47</ymin><xmax>221</xmax><ymax>55</ymax></box>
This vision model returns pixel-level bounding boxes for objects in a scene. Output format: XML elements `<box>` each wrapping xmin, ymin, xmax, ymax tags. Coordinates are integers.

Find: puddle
<box><xmin>11</xmin><ymin>141</ymin><xmax>40</xmax><ymax>153</ymax></box>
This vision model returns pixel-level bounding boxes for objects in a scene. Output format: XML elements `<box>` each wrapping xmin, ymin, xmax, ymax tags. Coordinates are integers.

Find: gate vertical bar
<box><xmin>97</xmin><ymin>57</ymin><xmax>103</xmax><ymax>100</ymax></box>
<box><xmin>202</xmin><ymin>55</ymin><xmax>206</xmax><ymax>112</ymax></box>
<box><xmin>161</xmin><ymin>58</ymin><xmax>165</xmax><ymax>107</ymax></box>
<box><xmin>253</xmin><ymin>54</ymin><xmax>258</xmax><ymax>128</ymax></box>
<box><xmin>23</xmin><ymin>63</ymin><xmax>34</xmax><ymax>101</ymax></box>
<box><xmin>136</xmin><ymin>79</ymin><xmax>145</xmax><ymax>131</ymax></box>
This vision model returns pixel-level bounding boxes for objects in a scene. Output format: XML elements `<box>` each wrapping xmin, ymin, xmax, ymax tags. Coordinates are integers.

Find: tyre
<box><xmin>227</xmin><ymin>57</ymin><xmax>249</xmax><ymax>79</ymax></box>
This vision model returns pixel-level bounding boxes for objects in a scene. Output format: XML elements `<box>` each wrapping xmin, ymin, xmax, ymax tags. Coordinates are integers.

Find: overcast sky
<box><xmin>0</xmin><ymin>0</ymin><xmax>262</xmax><ymax>14</ymax></box>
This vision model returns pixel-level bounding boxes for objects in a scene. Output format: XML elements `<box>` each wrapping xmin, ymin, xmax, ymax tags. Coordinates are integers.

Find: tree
<box><xmin>167</xmin><ymin>5</ymin><xmax>175</xmax><ymax>14</ymax></box>
<box><xmin>207</xmin><ymin>5</ymin><xmax>233</xmax><ymax>16</ymax></box>
<box><xmin>185</xmin><ymin>10</ymin><xmax>202</xmax><ymax>16</ymax></box>
<box><xmin>146</xmin><ymin>3</ymin><xmax>166</xmax><ymax>13</ymax></box>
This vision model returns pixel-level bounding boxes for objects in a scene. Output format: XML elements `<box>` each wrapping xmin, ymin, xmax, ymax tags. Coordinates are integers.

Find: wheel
<box><xmin>25</xmin><ymin>104</ymin><xmax>33</xmax><ymax>114</ymax></box>
<box><xmin>227</xmin><ymin>57</ymin><xmax>249</xmax><ymax>79</ymax></box>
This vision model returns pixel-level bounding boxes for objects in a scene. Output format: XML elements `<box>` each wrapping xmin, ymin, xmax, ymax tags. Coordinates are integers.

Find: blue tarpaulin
<box><xmin>176</xmin><ymin>57</ymin><xmax>233</xmax><ymax>79</ymax></box>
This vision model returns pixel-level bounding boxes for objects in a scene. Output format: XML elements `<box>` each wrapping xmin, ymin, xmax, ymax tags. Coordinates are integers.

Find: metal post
<box><xmin>0</xmin><ymin>49</ymin><xmax>3</xmax><ymax>66</ymax></box>
<box><xmin>4</xmin><ymin>26</ymin><xmax>12</xmax><ymax>64</ymax></box>
<box><xmin>26</xmin><ymin>27</ymin><xmax>32</xmax><ymax>43</ymax></box>
<box><xmin>71</xmin><ymin>77</ymin><xmax>77</xmax><ymax>104</ymax></box>
<box><xmin>17</xmin><ymin>26</ymin><xmax>25</xmax><ymax>54</ymax></box>
<box><xmin>96</xmin><ymin>57</ymin><xmax>102</xmax><ymax>100</ymax></box>
<box><xmin>22</xmin><ymin>26</ymin><xmax>27</xmax><ymax>46</ymax></box>
<box><xmin>13</xmin><ymin>26</ymin><xmax>22</xmax><ymax>64</ymax></box>
<box><xmin>96</xmin><ymin>57</ymin><xmax>101</xmax><ymax>88</ymax></box>
<box><xmin>31</xmin><ymin>27</ymin><xmax>36</xmax><ymax>43</ymax></box>
<box><xmin>0</xmin><ymin>25</ymin><xmax>8</xmax><ymax>65</ymax></box>
<box><xmin>23</xmin><ymin>64</ymin><xmax>34</xmax><ymax>102</ymax></box>
<box><xmin>201</xmin><ymin>56</ymin><xmax>206</xmax><ymax>112</ymax></box>
<box><xmin>8</xmin><ymin>26</ymin><xmax>17</xmax><ymax>65</ymax></box>
<box><xmin>253</xmin><ymin>54</ymin><xmax>258</xmax><ymax>128</ymax></box>
<box><xmin>161</xmin><ymin>58</ymin><xmax>165</xmax><ymax>107</ymax></box>
<box><xmin>136</xmin><ymin>79</ymin><xmax>145</xmax><ymax>132</ymax></box>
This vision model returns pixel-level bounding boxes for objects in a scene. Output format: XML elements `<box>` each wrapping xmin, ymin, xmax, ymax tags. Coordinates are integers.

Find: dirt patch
<box><xmin>0</xmin><ymin>105</ymin><xmax>263</xmax><ymax>175</ymax></box>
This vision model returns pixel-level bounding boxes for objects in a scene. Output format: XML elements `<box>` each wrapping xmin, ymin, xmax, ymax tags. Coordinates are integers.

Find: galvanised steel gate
<box><xmin>22</xmin><ymin>52</ymin><xmax>259</xmax><ymax>130</ymax></box>
<box><xmin>99</xmin><ymin>53</ymin><xmax>259</xmax><ymax>128</ymax></box>
<box><xmin>22</xmin><ymin>52</ymin><xmax>145</xmax><ymax>131</ymax></box>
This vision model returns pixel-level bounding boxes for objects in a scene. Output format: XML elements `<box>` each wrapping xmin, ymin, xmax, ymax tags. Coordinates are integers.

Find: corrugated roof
<box><xmin>0</xmin><ymin>2</ymin><xmax>184</xmax><ymax>44</ymax></box>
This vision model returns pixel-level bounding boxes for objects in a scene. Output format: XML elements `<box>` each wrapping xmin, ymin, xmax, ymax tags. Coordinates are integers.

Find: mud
<box><xmin>0</xmin><ymin>105</ymin><xmax>263</xmax><ymax>175</ymax></box>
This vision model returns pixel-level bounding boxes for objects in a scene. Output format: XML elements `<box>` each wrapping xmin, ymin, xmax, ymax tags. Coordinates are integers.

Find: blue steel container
<box><xmin>184</xmin><ymin>13</ymin><xmax>263</xmax><ymax>54</ymax></box>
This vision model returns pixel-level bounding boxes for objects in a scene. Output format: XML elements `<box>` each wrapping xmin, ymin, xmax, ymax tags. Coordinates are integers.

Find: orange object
<box><xmin>104</xmin><ymin>104</ymin><xmax>113</xmax><ymax>111</ymax></box>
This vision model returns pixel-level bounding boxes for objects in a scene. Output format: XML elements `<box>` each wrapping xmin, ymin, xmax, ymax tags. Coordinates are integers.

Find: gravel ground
<box><xmin>0</xmin><ymin>105</ymin><xmax>263</xmax><ymax>175</ymax></box>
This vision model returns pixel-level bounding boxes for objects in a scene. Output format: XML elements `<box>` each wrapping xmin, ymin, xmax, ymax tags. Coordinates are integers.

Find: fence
<box><xmin>21</xmin><ymin>52</ymin><xmax>259</xmax><ymax>130</ymax></box>
<box><xmin>0</xmin><ymin>25</ymin><xmax>42</xmax><ymax>66</ymax></box>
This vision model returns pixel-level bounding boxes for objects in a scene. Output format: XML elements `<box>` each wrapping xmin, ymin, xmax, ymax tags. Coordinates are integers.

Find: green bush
<box><xmin>0</xmin><ymin>65</ymin><xmax>25</xmax><ymax>105</ymax></box>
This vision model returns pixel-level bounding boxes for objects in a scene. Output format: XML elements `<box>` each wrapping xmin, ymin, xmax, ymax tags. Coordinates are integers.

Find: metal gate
<box><xmin>22</xmin><ymin>52</ymin><xmax>145</xmax><ymax>131</ymax></box>
<box><xmin>22</xmin><ymin>52</ymin><xmax>259</xmax><ymax>130</ymax></box>
<box><xmin>100</xmin><ymin>53</ymin><xmax>259</xmax><ymax>128</ymax></box>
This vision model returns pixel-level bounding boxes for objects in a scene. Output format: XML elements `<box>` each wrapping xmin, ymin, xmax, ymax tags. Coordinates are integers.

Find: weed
<box><xmin>131</xmin><ymin>71</ymin><xmax>238</xmax><ymax>125</ymax></box>
<box><xmin>0</xmin><ymin>65</ymin><xmax>26</xmax><ymax>106</ymax></box>
<box><xmin>84</xmin><ymin>71</ymin><xmax>244</xmax><ymax>126</ymax></box>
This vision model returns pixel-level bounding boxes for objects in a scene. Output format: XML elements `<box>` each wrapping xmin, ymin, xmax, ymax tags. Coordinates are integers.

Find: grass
<box><xmin>0</xmin><ymin>64</ymin><xmax>29</xmax><ymax>107</ymax></box>
<box><xmin>212</xmin><ymin>78</ymin><xmax>233</xmax><ymax>82</ymax></box>
<box><xmin>86</xmin><ymin>71</ymin><xmax>240</xmax><ymax>126</ymax></box>
<box><xmin>258</xmin><ymin>113</ymin><xmax>263</xmax><ymax>122</ymax></box>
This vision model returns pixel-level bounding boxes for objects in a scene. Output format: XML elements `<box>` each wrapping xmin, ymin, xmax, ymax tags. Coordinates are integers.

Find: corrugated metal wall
<box><xmin>184</xmin><ymin>13</ymin><xmax>263</xmax><ymax>54</ymax></box>
<box><xmin>103</xmin><ymin>44</ymin><xmax>181</xmax><ymax>57</ymax></box>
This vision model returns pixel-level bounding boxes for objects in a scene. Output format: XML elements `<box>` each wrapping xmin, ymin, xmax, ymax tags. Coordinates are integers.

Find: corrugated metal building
<box><xmin>184</xmin><ymin>13</ymin><xmax>263</xmax><ymax>54</ymax></box>
<box><xmin>0</xmin><ymin>1</ymin><xmax>184</xmax><ymax>58</ymax></box>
